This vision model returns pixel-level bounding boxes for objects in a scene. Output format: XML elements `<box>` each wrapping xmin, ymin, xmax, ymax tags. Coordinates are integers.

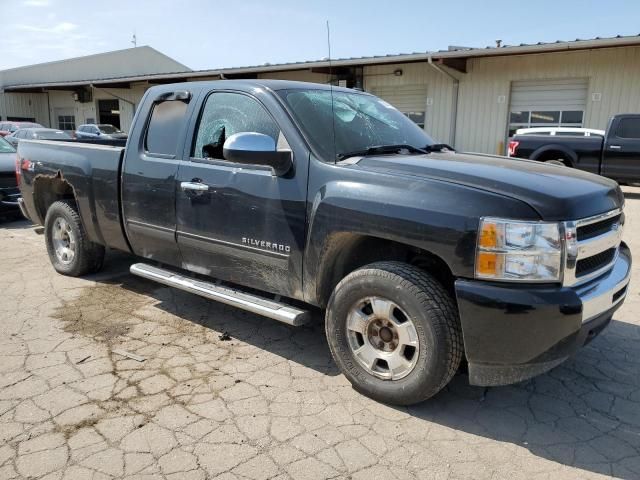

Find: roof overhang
<box><xmin>3</xmin><ymin>34</ymin><xmax>640</xmax><ymax>92</ymax></box>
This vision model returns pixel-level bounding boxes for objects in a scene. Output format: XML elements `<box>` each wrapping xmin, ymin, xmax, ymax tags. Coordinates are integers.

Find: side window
<box><xmin>193</xmin><ymin>92</ymin><xmax>281</xmax><ymax>160</ymax></box>
<box><xmin>145</xmin><ymin>100</ymin><xmax>189</xmax><ymax>156</ymax></box>
<box><xmin>617</xmin><ymin>118</ymin><xmax>640</xmax><ymax>139</ymax></box>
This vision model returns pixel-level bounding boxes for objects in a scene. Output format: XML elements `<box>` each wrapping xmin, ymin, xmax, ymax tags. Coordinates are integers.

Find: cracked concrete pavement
<box><xmin>1</xmin><ymin>188</ymin><xmax>639</xmax><ymax>480</ymax></box>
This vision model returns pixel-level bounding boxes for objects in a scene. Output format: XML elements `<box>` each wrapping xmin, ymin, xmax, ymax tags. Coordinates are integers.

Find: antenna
<box><xmin>131</xmin><ymin>32</ymin><xmax>137</xmax><ymax>48</ymax></box>
<box><xmin>326</xmin><ymin>20</ymin><xmax>337</xmax><ymax>164</ymax></box>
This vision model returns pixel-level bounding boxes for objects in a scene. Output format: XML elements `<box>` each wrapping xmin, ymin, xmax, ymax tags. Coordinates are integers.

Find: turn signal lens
<box><xmin>478</xmin><ymin>222</ymin><xmax>498</xmax><ymax>248</ymax></box>
<box><xmin>476</xmin><ymin>252</ymin><xmax>500</xmax><ymax>276</ymax></box>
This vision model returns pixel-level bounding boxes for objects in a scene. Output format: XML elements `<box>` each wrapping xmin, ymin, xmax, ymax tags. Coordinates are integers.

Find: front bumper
<box><xmin>455</xmin><ymin>242</ymin><xmax>631</xmax><ymax>386</ymax></box>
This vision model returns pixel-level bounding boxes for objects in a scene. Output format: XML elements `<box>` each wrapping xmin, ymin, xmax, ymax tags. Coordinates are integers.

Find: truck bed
<box><xmin>510</xmin><ymin>133</ymin><xmax>604</xmax><ymax>174</ymax></box>
<box><xmin>18</xmin><ymin>139</ymin><xmax>130</xmax><ymax>252</ymax></box>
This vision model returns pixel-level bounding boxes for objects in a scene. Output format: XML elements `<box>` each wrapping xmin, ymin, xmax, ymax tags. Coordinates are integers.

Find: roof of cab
<box><xmin>149</xmin><ymin>79</ymin><xmax>364</xmax><ymax>95</ymax></box>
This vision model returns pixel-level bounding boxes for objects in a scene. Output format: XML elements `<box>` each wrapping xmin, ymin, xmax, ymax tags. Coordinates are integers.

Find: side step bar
<box><xmin>130</xmin><ymin>263</ymin><xmax>310</xmax><ymax>326</ymax></box>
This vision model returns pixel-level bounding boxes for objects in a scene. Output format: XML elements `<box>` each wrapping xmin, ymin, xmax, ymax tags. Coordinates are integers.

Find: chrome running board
<box><xmin>130</xmin><ymin>263</ymin><xmax>309</xmax><ymax>326</ymax></box>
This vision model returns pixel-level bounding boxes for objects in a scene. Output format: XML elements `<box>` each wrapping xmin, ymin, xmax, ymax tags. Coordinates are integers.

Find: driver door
<box><xmin>175</xmin><ymin>90</ymin><xmax>308</xmax><ymax>299</ymax></box>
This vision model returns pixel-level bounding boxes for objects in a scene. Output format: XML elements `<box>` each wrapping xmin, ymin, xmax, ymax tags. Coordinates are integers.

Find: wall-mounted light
<box><xmin>72</xmin><ymin>92</ymin><xmax>79</xmax><ymax>101</ymax></box>
<box><xmin>393</xmin><ymin>69</ymin><xmax>403</xmax><ymax>76</ymax></box>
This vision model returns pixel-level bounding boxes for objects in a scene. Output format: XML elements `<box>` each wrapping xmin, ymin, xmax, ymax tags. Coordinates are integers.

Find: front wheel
<box><xmin>325</xmin><ymin>261</ymin><xmax>463</xmax><ymax>405</ymax></box>
<box><xmin>44</xmin><ymin>200</ymin><xmax>105</xmax><ymax>276</ymax></box>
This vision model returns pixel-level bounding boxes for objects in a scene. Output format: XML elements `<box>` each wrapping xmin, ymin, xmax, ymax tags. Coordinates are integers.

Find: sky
<box><xmin>1</xmin><ymin>0</ymin><xmax>639</xmax><ymax>71</ymax></box>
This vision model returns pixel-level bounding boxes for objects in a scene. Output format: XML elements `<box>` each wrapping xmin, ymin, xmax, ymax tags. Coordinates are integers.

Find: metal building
<box><xmin>2</xmin><ymin>35</ymin><xmax>640</xmax><ymax>155</ymax></box>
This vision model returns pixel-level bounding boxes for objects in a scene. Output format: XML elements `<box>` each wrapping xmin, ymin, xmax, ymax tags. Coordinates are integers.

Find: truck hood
<box><xmin>353</xmin><ymin>151</ymin><xmax>624</xmax><ymax>221</ymax></box>
<box><xmin>0</xmin><ymin>151</ymin><xmax>16</xmax><ymax>173</ymax></box>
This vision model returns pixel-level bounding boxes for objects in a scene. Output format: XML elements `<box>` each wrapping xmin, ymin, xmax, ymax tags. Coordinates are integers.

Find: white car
<box><xmin>514</xmin><ymin>127</ymin><xmax>605</xmax><ymax>137</ymax></box>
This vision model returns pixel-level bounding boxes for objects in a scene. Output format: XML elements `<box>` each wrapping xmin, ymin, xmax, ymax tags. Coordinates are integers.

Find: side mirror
<box><xmin>222</xmin><ymin>132</ymin><xmax>292</xmax><ymax>176</ymax></box>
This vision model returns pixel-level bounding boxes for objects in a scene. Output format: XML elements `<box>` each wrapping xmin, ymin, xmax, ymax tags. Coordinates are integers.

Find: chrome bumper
<box><xmin>17</xmin><ymin>197</ymin><xmax>30</xmax><ymax>219</ymax></box>
<box><xmin>577</xmin><ymin>242</ymin><xmax>631</xmax><ymax>323</ymax></box>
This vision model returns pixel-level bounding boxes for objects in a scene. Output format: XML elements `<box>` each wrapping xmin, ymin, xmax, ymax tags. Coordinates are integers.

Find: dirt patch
<box><xmin>53</xmin><ymin>276</ymin><xmax>158</xmax><ymax>344</ymax></box>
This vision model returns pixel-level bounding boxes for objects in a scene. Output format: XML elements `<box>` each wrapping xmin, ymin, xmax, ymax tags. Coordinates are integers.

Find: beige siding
<box><xmin>364</xmin><ymin>63</ymin><xmax>455</xmax><ymax>144</ymax></box>
<box><xmin>46</xmin><ymin>86</ymin><xmax>145</xmax><ymax>133</ymax></box>
<box><xmin>455</xmin><ymin>46</ymin><xmax>640</xmax><ymax>154</ymax></box>
<box><xmin>0</xmin><ymin>92</ymin><xmax>49</xmax><ymax>125</ymax></box>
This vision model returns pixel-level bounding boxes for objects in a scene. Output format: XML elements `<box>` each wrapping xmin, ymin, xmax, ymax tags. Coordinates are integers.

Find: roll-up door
<box><xmin>508</xmin><ymin>78</ymin><xmax>588</xmax><ymax>137</ymax></box>
<box><xmin>369</xmin><ymin>84</ymin><xmax>428</xmax><ymax>128</ymax></box>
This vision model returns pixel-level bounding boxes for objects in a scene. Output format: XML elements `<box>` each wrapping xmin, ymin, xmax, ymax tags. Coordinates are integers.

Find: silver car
<box><xmin>5</xmin><ymin>128</ymin><xmax>72</xmax><ymax>147</ymax></box>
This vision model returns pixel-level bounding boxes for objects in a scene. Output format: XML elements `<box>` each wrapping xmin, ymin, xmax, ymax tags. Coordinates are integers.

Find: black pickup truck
<box><xmin>16</xmin><ymin>80</ymin><xmax>631</xmax><ymax>405</ymax></box>
<box><xmin>509</xmin><ymin>114</ymin><xmax>640</xmax><ymax>183</ymax></box>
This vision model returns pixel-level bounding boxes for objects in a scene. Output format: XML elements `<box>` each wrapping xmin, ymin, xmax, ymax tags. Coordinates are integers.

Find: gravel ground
<box><xmin>0</xmin><ymin>188</ymin><xmax>639</xmax><ymax>480</ymax></box>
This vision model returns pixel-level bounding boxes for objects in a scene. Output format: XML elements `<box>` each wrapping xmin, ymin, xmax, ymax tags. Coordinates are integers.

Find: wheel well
<box><xmin>33</xmin><ymin>174</ymin><xmax>76</xmax><ymax>224</ymax></box>
<box><xmin>535</xmin><ymin>150</ymin><xmax>572</xmax><ymax>166</ymax></box>
<box><xmin>316</xmin><ymin>234</ymin><xmax>455</xmax><ymax>308</ymax></box>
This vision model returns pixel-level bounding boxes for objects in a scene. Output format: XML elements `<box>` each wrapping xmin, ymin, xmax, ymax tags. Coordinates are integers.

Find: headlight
<box><xmin>475</xmin><ymin>218</ymin><xmax>562</xmax><ymax>282</ymax></box>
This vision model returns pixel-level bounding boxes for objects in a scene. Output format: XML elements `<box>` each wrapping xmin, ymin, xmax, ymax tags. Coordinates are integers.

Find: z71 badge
<box><xmin>242</xmin><ymin>237</ymin><xmax>291</xmax><ymax>253</ymax></box>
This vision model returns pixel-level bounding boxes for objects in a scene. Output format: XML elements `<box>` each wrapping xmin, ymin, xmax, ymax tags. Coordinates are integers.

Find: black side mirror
<box><xmin>222</xmin><ymin>132</ymin><xmax>292</xmax><ymax>176</ymax></box>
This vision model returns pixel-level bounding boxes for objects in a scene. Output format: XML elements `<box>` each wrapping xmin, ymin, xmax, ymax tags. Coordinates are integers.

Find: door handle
<box><xmin>609</xmin><ymin>145</ymin><xmax>622</xmax><ymax>149</ymax></box>
<box><xmin>180</xmin><ymin>181</ymin><xmax>209</xmax><ymax>192</ymax></box>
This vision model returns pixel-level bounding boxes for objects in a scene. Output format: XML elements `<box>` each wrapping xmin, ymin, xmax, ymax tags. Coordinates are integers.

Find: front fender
<box><xmin>302</xmin><ymin>163</ymin><xmax>541</xmax><ymax>305</ymax></box>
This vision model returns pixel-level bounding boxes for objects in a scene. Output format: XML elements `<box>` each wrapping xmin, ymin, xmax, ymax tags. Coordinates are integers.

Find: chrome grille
<box><xmin>563</xmin><ymin>208</ymin><xmax>623</xmax><ymax>286</ymax></box>
<box><xmin>575</xmin><ymin>248</ymin><xmax>617</xmax><ymax>277</ymax></box>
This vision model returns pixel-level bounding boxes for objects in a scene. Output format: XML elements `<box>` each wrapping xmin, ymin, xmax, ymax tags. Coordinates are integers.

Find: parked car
<box><xmin>515</xmin><ymin>127</ymin><xmax>605</xmax><ymax>137</ymax></box>
<box><xmin>17</xmin><ymin>80</ymin><xmax>631</xmax><ymax>405</ymax></box>
<box><xmin>0</xmin><ymin>136</ymin><xmax>21</xmax><ymax>218</ymax></box>
<box><xmin>508</xmin><ymin>114</ymin><xmax>640</xmax><ymax>182</ymax></box>
<box><xmin>5</xmin><ymin>128</ymin><xmax>72</xmax><ymax>147</ymax></box>
<box><xmin>0</xmin><ymin>121</ymin><xmax>43</xmax><ymax>137</ymax></box>
<box><xmin>75</xmin><ymin>124</ymin><xmax>128</xmax><ymax>140</ymax></box>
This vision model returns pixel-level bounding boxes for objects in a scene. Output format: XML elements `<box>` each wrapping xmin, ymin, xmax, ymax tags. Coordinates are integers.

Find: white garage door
<box><xmin>369</xmin><ymin>84</ymin><xmax>428</xmax><ymax>128</ymax></box>
<box><xmin>508</xmin><ymin>78</ymin><xmax>588</xmax><ymax>136</ymax></box>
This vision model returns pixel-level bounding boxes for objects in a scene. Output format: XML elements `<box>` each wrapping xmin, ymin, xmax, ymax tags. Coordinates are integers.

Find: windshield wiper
<box><xmin>336</xmin><ymin>144</ymin><xmax>427</xmax><ymax>161</ymax></box>
<box><xmin>424</xmin><ymin>143</ymin><xmax>455</xmax><ymax>153</ymax></box>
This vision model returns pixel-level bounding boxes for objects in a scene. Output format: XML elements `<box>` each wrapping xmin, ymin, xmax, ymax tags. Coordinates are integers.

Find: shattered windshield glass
<box><xmin>278</xmin><ymin>88</ymin><xmax>434</xmax><ymax>161</ymax></box>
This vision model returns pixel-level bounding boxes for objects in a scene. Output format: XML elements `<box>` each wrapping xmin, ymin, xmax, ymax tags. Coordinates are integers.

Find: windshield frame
<box><xmin>275</xmin><ymin>87</ymin><xmax>435</xmax><ymax>163</ymax></box>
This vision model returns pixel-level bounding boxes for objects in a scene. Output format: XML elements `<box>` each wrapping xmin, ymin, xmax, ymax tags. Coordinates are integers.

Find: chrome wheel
<box><xmin>346</xmin><ymin>297</ymin><xmax>420</xmax><ymax>380</ymax></box>
<box><xmin>52</xmin><ymin>217</ymin><xmax>76</xmax><ymax>265</ymax></box>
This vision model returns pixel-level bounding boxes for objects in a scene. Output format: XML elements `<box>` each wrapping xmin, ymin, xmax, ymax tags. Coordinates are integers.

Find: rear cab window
<box><xmin>145</xmin><ymin>99</ymin><xmax>190</xmax><ymax>157</ymax></box>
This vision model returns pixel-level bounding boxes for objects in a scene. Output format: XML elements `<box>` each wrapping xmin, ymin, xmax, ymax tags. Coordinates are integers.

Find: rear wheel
<box><xmin>545</xmin><ymin>159</ymin><xmax>566</xmax><ymax>166</ymax></box>
<box><xmin>44</xmin><ymin>200</ymin><xmax>105</xmax><ymax>276</ymax></box>
<box><xmin>325</xmin><ymin>261</ymin><xmax>463</xmax><ymax>405</ymax></box>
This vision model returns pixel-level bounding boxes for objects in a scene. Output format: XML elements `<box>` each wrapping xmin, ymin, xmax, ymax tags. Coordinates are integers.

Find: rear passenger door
<box><xmin>602</xmin><ymin>116</ymin><xmax>640</xmax><ymax>182</ymax></box>
<box><xmin>122</xmin><ymin>89</ymin><xmax>197</xmax><ymax>267</ymax></box>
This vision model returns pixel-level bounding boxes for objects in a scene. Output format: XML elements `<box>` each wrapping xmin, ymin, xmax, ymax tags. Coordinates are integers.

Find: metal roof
<box><xmin>3</xmin><ymin>33</ymin><xmax>640</xmax><ymax>91</ymax></box>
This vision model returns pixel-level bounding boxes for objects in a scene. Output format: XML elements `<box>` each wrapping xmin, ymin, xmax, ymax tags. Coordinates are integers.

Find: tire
<box><xmin>325</xmin><ymin>261</ymin><xmax>463</xmax><ymax>405</ymax></box>
<box><xmin>44</xmin><ymin>200</ymin><xmax>105</xmax><ymax>276</ymax></box>
<box><xmin>545</xmin><ymin>159</ymin><xmax>566</xmax><ymax>166</ymax></box>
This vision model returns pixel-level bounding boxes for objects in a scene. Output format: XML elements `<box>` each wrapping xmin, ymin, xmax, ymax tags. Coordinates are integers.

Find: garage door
<box><xmin>369</xmin><ymin>84</ymin><xmax>428</xmax><ymax>128</ymax></box>
<box><xmin>508</xmin><ymin>78</ymin><xmax>588</xmax><ymax>136</ymax></box>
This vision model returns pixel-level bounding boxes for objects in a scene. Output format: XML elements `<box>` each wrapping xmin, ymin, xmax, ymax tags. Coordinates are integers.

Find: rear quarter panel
<box><xmin>18</xmin><ymin>140</ymin><xmax>129</xmax><ymax>251</ymax></box>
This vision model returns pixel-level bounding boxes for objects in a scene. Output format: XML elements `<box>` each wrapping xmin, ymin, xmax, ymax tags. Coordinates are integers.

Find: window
<box><xmin>508</xmin><ymin>110</ymin><xmax>584</xmax><ymax>137</ymax></box>
<box><xmin>404</xmin><ymin>111</ymin><xmax>425</xmax><ymax>129</ymax></box>
<box><xmin>617</xmin><ymin>118</ymin><xmax>640</xmax><ymax>139</ymax></box>
<box><xmin>58</xmin><ymin>115</ymin><xmax>76</xmax><ymax>131</ymax></box>
<box><xmin>278</xmin><ymin>89</ymin><xmax>434</xmax><ymax>162</ymax></box>
<box><xmin>145</xmin><ymin>100</ymin><xmax>188</xmax><ymax>156</ymax></box>
<box><xmin>193</xmin><ymin>92</ymin><xmax>281</xmax><ymax>160</ymax></box>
